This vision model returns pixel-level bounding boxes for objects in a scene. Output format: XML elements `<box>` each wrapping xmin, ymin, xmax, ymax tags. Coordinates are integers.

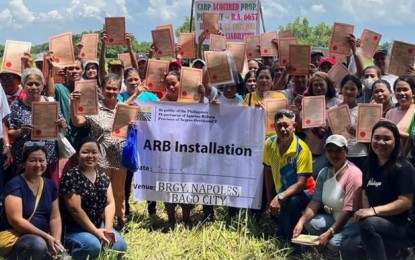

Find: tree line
<box><xmin>0</xmin><ymin>17</ymin><xmax>389</xmax><ymax>58</ymax></box>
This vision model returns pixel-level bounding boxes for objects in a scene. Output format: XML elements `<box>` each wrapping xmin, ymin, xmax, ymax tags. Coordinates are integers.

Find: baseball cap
<box><xmin>35</xmin><ymin>53</ymin><xmax>45</xmax><ymax>62</ymax></box>
<box><xmin>84</xmin><ymin>60</ymin><xmax>99</xmax><ymax>68</ymax></box>
<box><xmin>373</xmin><ymin>49</ymin><xmax>388</xmax><ymax>58</ymax></box>
<box><xmin>319</xmin><ymin>56</ymin><xmax>336</xmax><ymax>67</ymax></box>
<box><xmin>325</xmin><ymin>134</ymin><xmax>348</xmax><ymax>148</ymax></box>
<box><xmin>169</xmin><ymin>60</ymin><xmax>182</xmax><ymax>68</ymax></box>
<box><xmin>108</xmin><ymin>59</ymin><xmax>124</xmax><ymax>67</ymax></box>
<box><xmin>137</xmin><ymin>53</ymin><xmax>148</xmax><ymax>62</ymax></box>
<box><xmin>311</xmin><ymin>49</ymin><xmax>324</xmax><ymax>57</ymax></box>
<box><xmin>191</xmin><ymin>59</ymin><xmax>206</xmax><ymax>67</ymax></box>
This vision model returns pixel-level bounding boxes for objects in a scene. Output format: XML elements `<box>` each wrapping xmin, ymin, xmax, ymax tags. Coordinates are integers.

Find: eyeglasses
<box><xmin>24</xmin><ymin>141</ymin><xmax>46</xmax><ymax>147</ymax></box>
<box><xmin>275</xmin><ymin>109</ymin><xmax>295</xmax><ymax>119</ymax></box>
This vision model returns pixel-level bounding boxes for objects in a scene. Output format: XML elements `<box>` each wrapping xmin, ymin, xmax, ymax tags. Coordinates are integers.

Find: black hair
<box><xmin>165</xmin><ymin>70</ymin><xmax>180</xmax><ymax>81</ymax></box>
<box><xmin>255</xmin><ymin>66</ymin><xmax>275</xmax><ymax>80</ymax></box>
<box><xmin>363</xmin><ymin>65</ymin><xmax>381</xmax><ymax>78</ymax></box>
<box><xmin>372</xmin><ymin>79</ymin><xmax>392</xmax><ymax>92</ymax></box>
<box><xmin>274</xmin><ymin>109</ymin><xmax>296</xmax><ymax>122</ymax></box>
<box><xmin>308</xmin><ymin>71</ymin><xmax>336</xmax><ymax>99</ymax></box>
<box><xmin>393</xmin><ymin>76</ymin><xmax>415</xmax><ymax>92</ymax></box>
<box><xmin>20</xmin><ymin>145</ymin><xmax>49</xmax><ymax>175</ymax></box>
<box><xmin>101</xmin><ymin>73</ymin><xmax>122</xmax><ymax>90</ymax></box>
<box><xmin>123</xmin><ymin>67</ymin><xmax>139</xmax><ymax>80</ymax></box>
<box><xmin>76</xmin><ymin>137</ymin><xmax>101</xmax><ymax>154</ymax></box>
<box><xmin>366</xmin><ymin>120</ymin><xmax>401</xmax><ymax>182</ymax></box>
<box><xmin>340</xmin><ymin>74</ymin><xmax>362</xmax><ymax>98</ymax></box>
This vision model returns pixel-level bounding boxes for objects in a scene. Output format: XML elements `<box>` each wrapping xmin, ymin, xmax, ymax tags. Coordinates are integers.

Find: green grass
<box><xmin>101</xmin><ymin>202</ymin><xmax>323</xmax><ymax>260</ymax></box>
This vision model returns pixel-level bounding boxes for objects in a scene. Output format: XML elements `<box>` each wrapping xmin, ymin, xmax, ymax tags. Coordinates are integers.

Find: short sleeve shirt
<box><xmin>0</xmin><ymin>176</ymin><xmax>57</xmax><ymax>232</ymax></box>
<box><xmin>117</xmin><ymin>91</ymin><xmax>160</xmax><ymax>104</ymax></box>
<box><xmin>263</xmin><ymin>134</ymin><xmax>315</xmax><ymax>194</ymax></box>
<box><xmin>364</xmin><ymin>160</ymin><xmax>415</xmax><ymax>222</ymax></box>
<box><xmin>85</xmin><ymin>103</ymin><xmax>125</xmax><ymax>169</ymax></box>
<box><xmin>313</xmin><ymin>162</ymin><xmax>362</xmax><ymax>212</ymax></box>
<box><xmin>59</xmin><ymin>167</ymin><xmax>110</xmax><ymax>228</ymax></box>
<box><xmin>7</xmin><ymin>98</ymin><xmax>62</xmax><ymax>164</ymax></box>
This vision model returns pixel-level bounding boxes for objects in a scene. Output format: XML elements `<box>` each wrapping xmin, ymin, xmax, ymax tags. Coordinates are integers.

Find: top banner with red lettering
<box><xmin>195</xmin><ymin>0</ymin><xmax>260</xmax><ymax>43</ymax></box>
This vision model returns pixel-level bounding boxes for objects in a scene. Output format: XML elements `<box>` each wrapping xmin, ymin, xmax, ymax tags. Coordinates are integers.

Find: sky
<box><xmin>0</xmin><ymin>0</ymin><xmax>414</xmax><ymax>46</ymax></box>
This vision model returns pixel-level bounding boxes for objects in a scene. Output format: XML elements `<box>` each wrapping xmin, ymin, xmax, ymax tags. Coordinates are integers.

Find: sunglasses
<box><xmin>24</xmin><ymin>141</ymin><xmax>46</xmax><ymax>147</ymax></box>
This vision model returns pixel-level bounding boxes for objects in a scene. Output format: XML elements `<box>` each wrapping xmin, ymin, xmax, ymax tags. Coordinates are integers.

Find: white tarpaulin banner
<box><xmin>133</xmin><ymin>102</ymin><xmax>265</xmax><ymax>209</ymax></box>
<box><xmin>195</xmin><ymin>0</ymin><xmax>260</xmax><ymax>43</ymax></box>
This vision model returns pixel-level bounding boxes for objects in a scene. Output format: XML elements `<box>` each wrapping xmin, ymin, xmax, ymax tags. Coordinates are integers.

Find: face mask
<box><xmin>363</xmin><ymin>78</ymin><xmax>376</xmax><ymax>90</ymax></box>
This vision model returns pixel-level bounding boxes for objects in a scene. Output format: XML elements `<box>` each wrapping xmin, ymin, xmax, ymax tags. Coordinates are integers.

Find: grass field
<box><xmin>101</xmin><ymin>201</ymin><xmax>323</xmax><ymax>260</ymax></box>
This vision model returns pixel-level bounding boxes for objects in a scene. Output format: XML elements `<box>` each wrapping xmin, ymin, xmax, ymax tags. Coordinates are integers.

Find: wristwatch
<box><xmin>277</xmin><ymin>192</ymin><xmax>285</xmax><ymax>201</ymax></box>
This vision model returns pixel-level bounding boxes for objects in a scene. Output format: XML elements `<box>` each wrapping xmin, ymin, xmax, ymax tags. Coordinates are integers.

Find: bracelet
<box><xmin>372</xmin><ymin>207</ymin><xmax>378</xmax><ymax>216</ymax></box>
<box><xmin>328</xmin><ymin>227</ymin><xmax>335</xmax><ymax>236</ymax></box>
<box><xmin>4</xmin><ymin>144</ymin><xmax>11</xmax><ymax>148</ymax></box>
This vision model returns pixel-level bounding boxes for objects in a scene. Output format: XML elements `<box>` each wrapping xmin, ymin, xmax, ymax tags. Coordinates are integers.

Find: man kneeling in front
<box><xmin>263</xmin><ymin>109</ymin><xmax>316</xmax><ymax>239</ymax></box>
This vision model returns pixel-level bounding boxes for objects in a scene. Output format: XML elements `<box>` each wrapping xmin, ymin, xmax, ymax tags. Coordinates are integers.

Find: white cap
<box><xmin>325</xmin><ymin>134</ymin><xmax>348</xmax><ymax>148</ymax></box>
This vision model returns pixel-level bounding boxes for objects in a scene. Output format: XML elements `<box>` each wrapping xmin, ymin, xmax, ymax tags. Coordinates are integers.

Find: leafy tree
<box><xmin>175</xmin><ymin>16</ymin><xmax>195</xmax><ymax>39</ymax></box>
<box><xmin>379</xmin><ymin>41</ymin><xmax>390</xmax><ymax>51</ymax></box>
<box><xmin>279</xmin><ymin>17</ymin><xmax>332</xmax><ymax>47</ymax></box>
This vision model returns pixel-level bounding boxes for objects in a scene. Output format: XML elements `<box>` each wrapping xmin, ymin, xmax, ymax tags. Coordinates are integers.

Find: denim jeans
<box><xmin>340</xmin><ymin>216</ymin><xmax>409</xmax><ymax>260</ymax></box>
<box><xmin>278</xmin><ymin>192</ymin><xmax>311</xmax><ymax>239</ymax></box>
<box><xmin>305</xmin><ymin>213</ymin><xmax>359</xmax><ymax>252</ymax></box>
<box><xmin>64</xmin><ymin>225</ymin><xmax>127</xmax><ymax>260</ymax></box>
<box><xmin>9</xmin><ymin>234</ymin><xmax>51</xmax><ymax>260</ymax></box>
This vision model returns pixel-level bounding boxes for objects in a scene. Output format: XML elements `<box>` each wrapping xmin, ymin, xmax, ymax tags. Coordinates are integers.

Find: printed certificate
<box><xmin>203</xmin><ymin>12</ymin><xmax>220</xmax><ymax>34</ymax></box>
<box><xmin>278</xmin><ymin>30</ymin><xmax>293</xmax><ymax>38</ymax></box>
<box><xmin>1</xmin><ymin>40</ymin><xmax>31</xmax><ymax>74</ymax></box>
<box><xmin>152</xmin><ymin>28</ymin><xmax>175</xmax><ymax>57</ymax></box>
<box><xmin>145</xmin><ymin>59</ymin><xmax>170</xmax><ymax>92</ymax></box>
<box><xmin>327</xmin><ymin>63</ymin><xmax>350</xmax><ymax>90</ymax></box>
<box><xmin>301</xmin><ymin>96</ymin><xmax>326</xmax><ymax>128</ymax></box>
<box><xmin>117</xmin><ymin>53</ymin><xmax>134</xmax><ymax>69</ymax></box>
<box><xmin>204</xmin><ymin>51</ymin><xmax>233</xmax><ymax>85</ymax></box>
<box><xmin>112</xmin><ymin>103</ymin><xmax>140</xmax><ymax>139</ymax></box>
<box><xmin>105</xmin><ymin>17</ymin><xmax>126</xmax><ymax>46</ymax></box>
<box><xmin>327</xmin><ymin>104</ymin><xmax>352</xmax><ymax>139</ymax></box>
<box><xmin>356</xmin><ymin>104</ymin><xmax>382</xmax><ymax>143</ymax></box>
<box><xmin>179</xmin><ymin>67</ymin><xmax>203</xmax><ymax>102</ymax></box>
<box><xmin>32</xmin><ymin>102</ymin><xmax>59</xmax><ymax>140</ymax></box>
<box><xmin>210</xmin><ymin>34</ymin><xmax>227</xmax><ymax>51</ymax></box>
<box><xmin>260</xmin><ymin>32</ymin><xmax>278</xmax><ymax>57</ymax></box>
<box><xmin>244</xmin><ymin>35</ymin><xmax>261</xmax><ymax>59</ymax></box>
<box><xmin>278</xmin><ymin>37</ymin><xmax>298</xmax><ymax>66</ymax></box>
<box><xmin>179</xmin><ymin>33</ymin><xmax>196</xmax><ymax>59</ymax></box>
<box><xmin>356</xmin><ymin>29</ymin><xmax>382</xmax><ymax>59</ymax></box>
<box><xmin>226</xmin><ymin>42</ymin><xmax>246</xmax><ymax>73</ymax></box>
<box><xmin>329</xmin><ymin>22</ymin><xmax>354</xmax><ymax>56</ymax></box>
<box><xmin>80</xmin><ymin>33</ymin><xmax>99</xmax><ymax>60</ymax></box>
<box><xmin>292</xmin><ymin>235</ymin><xmax>320</xmax><ymax>246</ymax></box>
<box><xmin>49</xmin><ymin>32</ymin><xmax>75</xmax><ymax>67</ymax></box>
<box><xmin>264</xmin><ymin>99</ymin><xmax>288</xmax><ymax>135</ymax></box>
<box><xmin>156</xmin><ymin>24</ymin><xmax>175</xmax><ymax>48</ymax></box>
<box><xmin>289</xmin><ymin>45</ymin><xmax>311</xmax><ymax>75</ymax></box>
<box><xmin>388</xmin><ymin>40</ymin><xmax>415</xmax><ymax>76</ymax></box>
<box><xmin>74</xmin><ymin>80</ymin><xmax>99</xmax><ymax>116</ymax></box>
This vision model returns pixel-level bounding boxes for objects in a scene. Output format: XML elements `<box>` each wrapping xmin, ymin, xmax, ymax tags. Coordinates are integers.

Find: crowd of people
<box><xmin>0</xmin><ymin>21</ymin><xmax>415</xmax><ymax>260</ymax></box>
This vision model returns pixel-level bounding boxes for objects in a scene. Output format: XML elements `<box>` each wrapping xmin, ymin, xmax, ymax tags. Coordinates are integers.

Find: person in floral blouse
<box><xmin>60</xmin><ymin>137</ymin><xmax>127</xmax><ymax>259</ymax></box>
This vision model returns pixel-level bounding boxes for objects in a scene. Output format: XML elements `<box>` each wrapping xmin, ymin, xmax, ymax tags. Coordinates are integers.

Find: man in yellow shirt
<box><xmin>263</xmin><ymin>109</ymin><xmax>315</xmax><ymax>239</ymax></box>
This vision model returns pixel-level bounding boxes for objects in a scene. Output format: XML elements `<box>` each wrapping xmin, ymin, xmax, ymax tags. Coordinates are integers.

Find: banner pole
<box><xmin>189</xmin><ymin>0</ymin><xmax>195</xmax><ymax>32</ymax></box>
<box><xmin>258</xmin><ymin>0</ymin><xmax>266</xmax><ymax>33</ymax></box>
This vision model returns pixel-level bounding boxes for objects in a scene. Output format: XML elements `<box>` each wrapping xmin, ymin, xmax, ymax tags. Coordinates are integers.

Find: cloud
<box><xmin>38</xmin><ymin>10</ymin><xmax>64</xmax><ymax>22</ymax></box>
<box><xmin>261</xmin><ymin>0</ymin><xmax>289</xmax><ymax>18</ymax></box>
<box><xmin>146</xmin><ymin>0</ymin><xmax>186</xmax><ymax>21</ymax></box>
<box><xmin>9</xmin><ymin>0</ymin><xmax>35</xmax><ymax>22</ymax></box>
<box><xmin>341</xmin><ymin>0</ymin><xmax>415</xmax><ymax>25</ymax></box>
<box><xmin>311</xmin><ymin>4</ymin><xmax>325</xmax><ymax>13</ymax></box>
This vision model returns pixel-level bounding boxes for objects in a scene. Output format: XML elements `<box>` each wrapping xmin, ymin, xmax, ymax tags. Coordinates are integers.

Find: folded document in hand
<box><xmin>291</xmin><ymin>234</ymin><xmax>320</xmax><ymax>246</ymax></box>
